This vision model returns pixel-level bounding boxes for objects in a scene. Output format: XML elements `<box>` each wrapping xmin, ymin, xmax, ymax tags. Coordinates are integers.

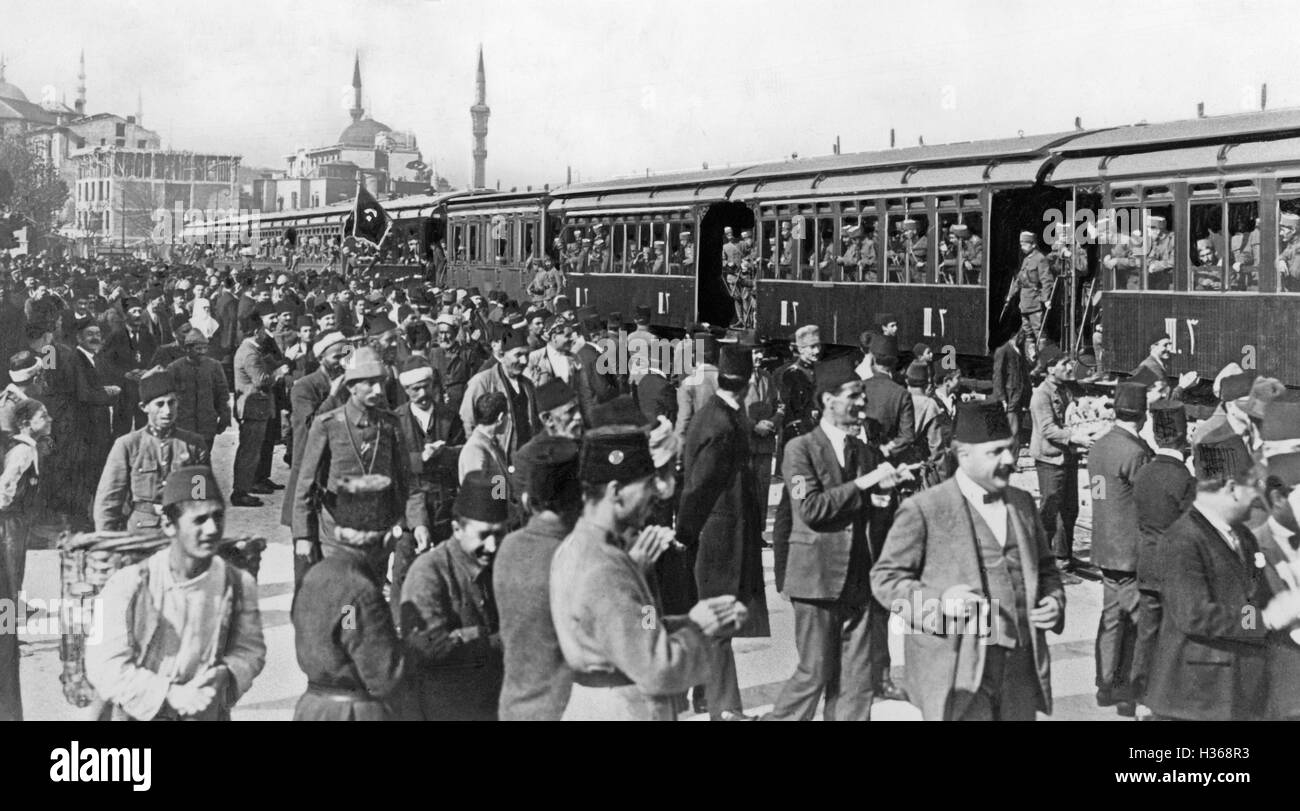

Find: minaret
<box><xmin>0</xmin><ymin>53</ymin><xmax>6</xmax><ymax>83</ymax></box>
<box><xmin>471</xmin><ymin>45</ymin><xmax>490</xmax><ymax>189</ymax></box>
<box><xmin>136</xmin><ymin>89</ymin><xmax>142</xmax><ymax>126</ymax></box>
<box><xmin>350</xmin><ymin>51</ymin><xmax>364</xmax><ymax>123</ymax></box>
<box><xmin>75</xmin><ymin>50</ymin><xmax>86</xmax><ymax>115</ymax></box>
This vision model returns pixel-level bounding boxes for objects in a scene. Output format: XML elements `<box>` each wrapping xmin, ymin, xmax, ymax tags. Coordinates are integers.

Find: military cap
<box><xmin>161</xmin><ymin>466</ymin><xmax>224</xmax><ymax>508</ymax></box>
<box><xmin>1018</xmin><ymin>231</ymin><xmax>1036</xmax><ymax>243</ymax></box>
<box><xmin>1149</xmin><ymin>399</ymin><xmax>1188</xmax><ymax>447</ymax></box>
<box><xmin>514</xmin><ymin>435</ymin><xmax>580</xmax><ymax>505</ymax></box>
<box><xmin>1146</xmin><ymin>215</ymin><xmax>1167</xmax><ymax>229</ymax></box>
<box><xmin>334</xmin><ymin>474</ymin><xmax>396</xmax><ymax>533</ymax></box>
<box><xmin>1114</xmin><ymin>381</ymin><xmax>1148</xmax><ymax>420</ymax></box>
<box><xmin>901</xmin><ymin>218</ymin><xmax>919</xmax><ymax>231</ymax></box>
<box><xmin>455</xmin><ymin>470</ymin><xmax>510</xmax><ymax>523</ymax></box>
<box><xmin>1194</xmin><ymin>435</ymin><xmax>1254</xmax><ymax>481</ymax></box>
<box><xmin>953</xmin><ymin>400</ymin><xmax>1013</xmax><ymax>444</ymax></box>
<box><xmin>535</xmin><ymin>379</ymin><xmax>577</xmax><ymax>413</ymax></box>
<box><xmin>814</xmin><ymin>355</ymin><xmax>860</xmax><ymax>399</ymax></box>
<box><xmin>950</xmin><ymin>223</ymin><xmax>970</xmax><ymax>238</ymax></box>
<box><xmin>7</xmin><ymin>351</ymin><xmax>40</xmax><ymax>384</ymax></box>
<box><xmin>579</xmin><ymin>429</ymin><xmax>656</xmax><ymax>485</ymax></box>
<box><xmin>343</xmin><ymin>346</ymin><xmax>386</xmax><ymax>382</ymax></box>
<box><xmin>1261</xmin><ymin>401</ymin><xmax>1300</xmax><ymax>442</ymax></box>
<box><xmin>1282</xmin><ymin>212</ymin><xmax>1300</xmax><ymax>228</ymax></box>
<box><xmin>313</xmin><ymin>331</ymin><xmax>347</xmax><ymax>357</ymax></box>
<box><xmin>434</xmin><ymin>313</ymin><xmax>458</xmax><ymax>328</ymax></box>
<box><xmin>184</xmin><ymin>328</ymin><xmax>208</xmax><ymax>346</ymax></box>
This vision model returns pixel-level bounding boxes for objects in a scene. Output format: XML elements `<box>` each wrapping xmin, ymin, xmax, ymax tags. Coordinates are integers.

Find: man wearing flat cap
<box><xmin>1087</xmin><ymin>382</ymin><xmax>1152</xmax><ymax>717</ymax></box>
<box><xmin>232</xmin><ymin>300</ymin><xmax>291</xmax><ymax>506</ymax></box>
<box><xmin>873</xmin><ymin>400</ymin><xmax>1066</xmax><ymax>720</ymax></box>
<box><xmin>293</xmin><ymin>347</ymin><xmax>410</xmax><ymax>557</ymax></box>
<box><xmin>1145</xmin><ymin>437</ymin><xmax>1275</xmax><ymax>720</ymax></box>
<box><xmin>293</xmin><ymin>474</ymin><xmax>406</xmax><ymax>721</ymax></box>
<box><xmin>765</xmin><ymin>355</ymin><xmax>908</xmax><ymax>720</ymax></box>
<box><xmin>550</xmin><ymin>429</ymin><xmax>743</xmax><ymax>720</ymax></box>
<box><xmin>88</xmin><ymin>466</ymin><xmax>265</xmax><ymax>721</ymax></box>
<box><xmin>400</xmin><ymin>469</ymin><xmax>509</xmax><ymax>721</ymax></box>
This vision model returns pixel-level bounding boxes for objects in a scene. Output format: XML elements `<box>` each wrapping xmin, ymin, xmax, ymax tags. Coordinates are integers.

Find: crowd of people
<box><xmin>1</xmin><ymin>241</ymin><xmax>1299</xmax><ymax>723</ymax></box>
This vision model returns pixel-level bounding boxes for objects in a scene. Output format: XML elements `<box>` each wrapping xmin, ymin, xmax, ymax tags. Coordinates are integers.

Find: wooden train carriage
<box><xmin>733</xmin><ymin>133</ymin><xmax>1080</xmax><ymax>360</ymax></box>
<box><xmin>443</xmin><ymin>191</ymin><xmax>551</xmax><ymax>302</ymax></box>
<box><xmin>1044</xmin><ymin>109</ymin><xmax>1300</xmax><ymax>385</ymax></box>
<box><xmin>550</xmin><ymin>167</ymin><xmax>758</xmax><ymax>331</ymax></box>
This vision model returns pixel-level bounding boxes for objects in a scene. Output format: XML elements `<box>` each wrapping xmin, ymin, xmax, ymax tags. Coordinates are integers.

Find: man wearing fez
<box><xmin>293</xmin><ymin>347</ymin><xmax>409</xmax><ymax>556</ymax></box>
<box><xmin>676</xmin><ymin>343</ymin><xmax>769</xmax><ymax>721</ymax></box>
<box><xmin>1145</xmin><ymin>437</ymin><xmax>1275</xmax><ymax>721</ymax></box>
<box><xmin>1192</xmin><ymin>373</ymin><xmax>1283</xmax><ymax>453</ymax></box>
<box><xmin>1086</xmin><ymin>382</ymin><xmax>1151</xmax><ymax>717</ymax></box>
<box><xmin>400</xmin><ymin>470</ymin><xmax>509</xmax><ymax>721</ymax></box>
<box><xmin>1130</xmin><ymin>327</ymin><xmax>1199</xmax><ymax>396</ymax></box>
<box><xmin>94</xmin><ymin>370</ymin><xmax>210</xmax><ymax>533</ymax></box>
<box><xmin>168</xmin><ymin>328</ymin><xmax>231</xmax><ymax>455</ymax></box>
<box><xmin>550</xmin><ymin>429</ymin><xmax>744</xmax><ymax>720</ymax></box>
<box><xmin>1009</xmin><ymin>231</ymin><xmax>1053</xmax><ymax>339</ymax></box>
<box><xmin>859</xmin><ymin>333</ymin><xmax>916</xmax><ymax>459</ymax></box>
<box><xmin>87</xmin><ymin>467</ymin><xmax>266</xmax><ymax>721</ymax></box>
<box><xmin>873</xmin><ymin>400</ymin><xmax>1066</xmax><ymax>721</ymax></box>
<box><xmin>293</xmin><ymin>474</ymin><xmax>406</xmax><ymax>721</ymax></box>
<box><xmin>1131</xmin><ymin>399</ymin><xmax>1196</xmax><ymax>713</ymax></box>
<box><xmin>495</xmin><ymin>435</ymin><xmax>582</xmax><ymax>720</ymax></box>
<box><xmin>232</xmin><ymin>300</ymin><xmax>290</xmax><ymax>507</ymax></box>
<box><xmin>767</xmin><ymin>355</ymin><xmax>910</xmax><ymax>721</ymax></box>
<box><xmin>104</xmin><ymin>294</ymin><xmax>157</xmax><ymax>436</ymax></box>
<box><xmin>460</xmin><ymin>325</ymin><xmax>538</xmax><ymax>463</ymax></box>
<box><xmin>1253</xmin><ymin>423</ymin><xmax>1300</xmax><ymax>720</ymax></box>
<box><xmin>389</xmin><ymin>357</ymin><xmax>463</xmax><ymax>612</ymax></box>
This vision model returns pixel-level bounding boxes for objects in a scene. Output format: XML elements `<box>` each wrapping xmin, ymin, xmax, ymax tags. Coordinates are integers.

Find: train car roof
<box><xmin>1052</xmin><ymin>107</ymin><xmax>1300</xmax><ymax>154</ymax></box>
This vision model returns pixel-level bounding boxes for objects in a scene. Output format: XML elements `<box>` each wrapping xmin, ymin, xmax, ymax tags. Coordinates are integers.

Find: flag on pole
<box><xmin>345</xmin><ymin>183</ymin><xmax>392</xmax><ymax>249</ymax></box>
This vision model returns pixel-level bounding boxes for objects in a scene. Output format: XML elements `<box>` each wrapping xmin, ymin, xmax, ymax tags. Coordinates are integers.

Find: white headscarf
<box><xmin>190</xmin><ymin>297</ymin><xmax>220</xmax><ymax>339</ymax></box>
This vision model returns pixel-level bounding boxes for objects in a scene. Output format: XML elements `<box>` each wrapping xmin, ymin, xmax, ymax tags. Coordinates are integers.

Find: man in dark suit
<box><xmin>764</xmin><ymin>355</ymin><xmax>907</xmax><ymax>721</ymax></box>
<box><xmin>66</xmin><ymin>317</ymin><xmax>122</xmax><ymax>530</ymax></box>
<box><xmin>103</xmin><ymin>296</ymin><xmax>159</xmax><ymax>435</ymax></box>
<box><xmin>1131</xmin><ymin>399</ymin><xmax>1196</xmax><ymax>712</ymax></box>
<box><xmin>1145</xmin><ymin>436</ymin><xmax>1272</xmax><ymax>721</ymax></box>
<box><xmin>1129</xmin><ymin>327</ymin><xmax>1199</xmax><ymax>397</ymax></box>
<box><xmin>858</xmin><ymin>334</ymin><xmax>915</xmax><ymax>459</ymax></box>
<box><xmin>1086</xmin><ymin>382</ymin><xmax>1151</xmax><ymax>717</ymax></box>
<box><xmin>992</xmin><ymin>332</ymin><xmax>1031</xmax><ymax>457</ymax></box>
<box><xmin>872</xmin><ymin>400</ymin><xmax>1066</xmax><ymax>721</ymax></box>
<box><xmin>677</xmin><ymin>344</ymin><xmax>768</xmax><ymax>721</ymax></box>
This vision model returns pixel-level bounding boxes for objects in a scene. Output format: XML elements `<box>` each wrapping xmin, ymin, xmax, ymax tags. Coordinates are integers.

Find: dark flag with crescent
<box><xmin>345</xmin><ymin>183</ymin><xmax>392</xmax><ymax>249</ymax></box>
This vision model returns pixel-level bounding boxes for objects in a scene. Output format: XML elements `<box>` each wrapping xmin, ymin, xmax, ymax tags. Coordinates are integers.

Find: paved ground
<box><xmin>16</xmin><ymin>428</ymin><xmax>1121</xmax><ymax>721</ymax></box>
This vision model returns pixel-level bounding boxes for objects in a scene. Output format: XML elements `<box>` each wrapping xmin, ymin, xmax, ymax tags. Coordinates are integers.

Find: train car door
<box><xmin>988</xmin><ymin>185</ymin><xmax>1070</xmax><ymax>351</ymax></box>
<box><xmin>696</xmin><ymin>201</ymin><xmax>755</xmax><ymax>327</ymax></box>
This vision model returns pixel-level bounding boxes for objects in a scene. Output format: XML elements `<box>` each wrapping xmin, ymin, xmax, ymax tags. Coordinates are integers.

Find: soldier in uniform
<box><xmin>549</xmin><ymin>429</ymin><xmax>744</xmax><ymax>720</ymax></box>
<box><xmin>772</xmin><ymin>325</ymin><xmax>821</xmax><ymax>585</ymax></box>
<box><xmin>1276</xmin><ymin>211</ymin><xmax>1300</xmax><ymax>293</ymax></box>
<box><xmin>1145</xmin><ymin>215</ymin><xmax>1175</xmax><ymax>291</ymax></box>
<box><xmin>778</xmin><ymin>222</ymin><xmax>794</xmax><ymax>279</ymax></box>
<box><xmin>900</xmin><ymin>219</ymin><xmax>928</xmax><ymax>282</ymax></box>
<box><xmin>838</xmin><ymin>225</ymin><xmax>862</xmax><ymax>282</ymax></box>
<box><xmin>1231</xmin><ymin>216</ymin><xmax>1261</xmax><ymax>291</ymax></box>
<box><xmin>430</xmin><ymin>314</ymin><xmax>477</xmax><ymax>446</ymax></box>
<box><xmin>400</xmin><ymin>470</ymin><xmax>508</xmax><ymax>721</ymax></box>
<box><xmin>292</xmin><ymin>347</ymin><xmax>410</xmax><ymax>554</ymax></box>
<box><xmin>1029</xmin><ymin>346</ymin><xmax>1092</xmax><ymax>582</ymax></box>
<box><xmin>1008</xmin><ymin>231</ymin><xmax>1054</xmax><ymax>340</ymax></box>
<box><xmin>168</xmin><ymin>328</ymin><xmax>231</xmax><ymax>454</ymax></box>
<box><xmin>679</xmin><ymin>230</ymin><xmax>695</xmax><ymax>273</ymax></box>
<box><xmin>93</xmin><ymin>370</ymin><xmax>210</xmax><ymax>533</ymax></box>
<box><xmin>293</xmin><ymin>473</ymin><xmax>406</xmax><ymax>721</ymax></box>
<box><xmin>1193</xmin><ymin>238</ymin><xmax>1224</xmax><ymax>291</ymax></box>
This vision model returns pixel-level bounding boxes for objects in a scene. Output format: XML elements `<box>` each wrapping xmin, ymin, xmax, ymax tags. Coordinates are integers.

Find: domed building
<box><xmin>0</xmin><ymin>53</ymin><xmax>60</xmax><ymax>136</ymax></box>
<box><xmin>259</xmin><ymin>53</ymin><xmax>442</xmax><ymax>212</ymax></box>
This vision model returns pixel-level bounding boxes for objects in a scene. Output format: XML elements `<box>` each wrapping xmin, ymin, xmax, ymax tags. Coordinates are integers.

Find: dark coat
<box><xmin>1145</xmin><ymin>508</ymin><xmax>1271</xmax><ymax>721</ymax></box>
<box><xmin>1132</xmin><ymin>452</ymin><xmax>1196</xmax><ymax>591</ymax></box>
<box><xmin>102</xmin><ymin>323</ymin><xmax>158</xmax><ymax>384</ymax></box>
<box><xmin>1251</xmin><ymin>520</ymin><xmax>1300</xmax><ymax>719</ymax></box>
<box><xmin>167</xmin><ymin>354</ymin><xmax>230</xmax><ymax>439</ymax></box>
<box><xmin>677</xmin><ymin>395</ymin><xmax>769</xmax><ymax>637</ymax></box>
<box><xmin>493</xmin><ymin>512</ymin><xmax>574</xmax><ymax>721</ymax></box>
<box><xmin>211</xmin><ymin>291</ymin><xmax>239</xmax><ymax>360</ymax></box>
<box><xmin>992</xmin><ymin>342</ymin><xmax>1031</xmax><ymax>410</ymax></box>
<box><xmin>292</xmin><ymin>545</ymin><xmax>405</xmax><ymax>721</ymax></box>
<box><xmin>1087</xmin><ymin>425</ymin><xmax>1151</xmax><ymax>571</ymax></box>
<box><xmin>871</xmin><ymin>478</ymin><xmax>1066</xmax><ymax>720</ymax></box>
<box><xmin>67</xmin><ymin>347</ymin><xmax>116</xmax><ymax>512</ymax></box>
<box><xmin>634</xmin><ymin>369</ymin><xmax>677</xmax><ymax>425</ymax></box>
<box><xmin>393</xmin><ymin>401</ymin><xmax>460</xmax><ymax>536</ymax></box>
<box><xmin>861</xmin><ymin>374</ymin><xmax>915</xmax><ymax>453</ymax></box>
<box><xmin>399</xmin><ymin>540</ymin><xmax>503</xmax><ymax>721</ymax></box>
<box><xmin>280</xmin><ymin>368</ymin><xmax>335</xmax><ymax>528</ymax></box>
<box><xmin>780</xmin><ymin>425</ymin><xmax>890</xmax><ymax>604</ymax></box>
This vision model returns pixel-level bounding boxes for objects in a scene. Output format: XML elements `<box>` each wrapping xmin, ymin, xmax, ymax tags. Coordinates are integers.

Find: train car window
<box><xmin>1137</xmin><ymin>205</ymin><xmax>1173</xmax><ymax>290</ymax></box>
<box><xmin>1228</xmin><ymin>201</ymin><xmax>1259</xmax><ymax>292</ymax></box>
<box><xmin>887</xmin><ymin>204</ymin><xmax>928</xmax><ymax>284</ymax></box>
<box><xmin>453</xmin><ymin>224</ymin><xmax>465</xmax><ymax>261</ymax></box>
<box><xmin>626</xmin><ymin>222</ymin><xmax>644</xmax><ymax>275</ymax></box>
<box><xmin>814</xmin><ymin>218</ymin><xmax>836</xmax><ymax>282</ymax></box>
<box><xmin>523</xmin><ymin>221</ymin><xmax>537</xmax><ymax>264</ymax></box>
<box><xmin>777</xmin><ymin>219</ymin><xmax>795</xmax><ymax>279</ymax></box>
<box><xmin>1277</xmin><ymin>198</ymin><xmax>1300</xmax><ymax>293</ymax></box>
<box><xmin>793</xmin><ymin>211</ymin><xmax>814</xmax><ymax>281</ymax></box>
<box><xmin>666</xmin><ymin>222</ymin><xmax>681</xmax><ymax>275</ymax></box>
<box><xmin>649</xmin><ymin>222</ymin><xmax>667</xmax><ymax>275</ymax></box>
<box><xmin>1189</xmin><ymin>202</ymin><xmax>1227</xmax><ymax>291</ymax></box>
<box><xmin>613</xmin><ymin>222</ymin><xmax>628</xmax><ymax>274</ymax></box>
<box><xmin>938</xmin><ymin>211</ymin><xmax>984</xmax><ymax>285</ymax></box>
<box><xmin>760</xmin><ymin>219</ymin><xmax>777</xmax><ymax>279</ymax></box>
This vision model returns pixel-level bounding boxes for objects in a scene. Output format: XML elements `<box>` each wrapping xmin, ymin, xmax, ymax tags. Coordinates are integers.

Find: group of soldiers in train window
<box><xmin>758</xmin><ymin>218</ymin><xmax>984</xmax><ymax>285</ymax></box>
<box><xmin>551</xmin><ymin>224</ymin><xmax>695</xmax><ymax>276</ymax></box>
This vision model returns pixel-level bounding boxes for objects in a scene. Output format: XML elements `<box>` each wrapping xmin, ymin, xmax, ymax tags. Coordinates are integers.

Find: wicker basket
<box><xmin>56</xmin><ymin>531</ymin><xmax>268</xmax><ymax>709</ymax></box>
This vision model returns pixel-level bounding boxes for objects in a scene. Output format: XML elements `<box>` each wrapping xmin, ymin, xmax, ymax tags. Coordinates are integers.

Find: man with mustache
<box><xmin>459</xmin><ymin>327</ymin><xmax>538</xmax><ymax>464</ymax></box>
<box><xmin>399</xmin><ymin>470</ymin><xmax>508</xmax><ymax>720</ymax></box>
<box><xmin>873</xmin><ymin>400</ymin><xmax>1067</xmax><ymax>721</ymax></box>
<box><xmin>87</xmin><ymin>466</ymin><xmax>266</xmax><ymax>721</ymax></box>
<box><xmin>63</xmin><ymin>316</ymin><xmax>122</xmax><ymax>530</ymax></box>
<box><xmin>93</xmin><ymin>370</ymin><xmax>209</xmax><ymax>533</ymax></box>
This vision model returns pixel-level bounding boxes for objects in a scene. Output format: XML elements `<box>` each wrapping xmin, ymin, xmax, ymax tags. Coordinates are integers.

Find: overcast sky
<box><xmin>3</xmin><ymin>0</ymin><xmax>1299</xmax><ymax>189</ymax></box>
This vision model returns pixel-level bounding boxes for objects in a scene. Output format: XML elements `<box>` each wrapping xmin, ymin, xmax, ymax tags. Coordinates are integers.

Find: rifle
<box><xmin>998</xmin><ymin>284</ymin><xmax>1017</xmax><ymax>324</ymax></box>
<box><xmin>1035</xmin><ymin>275</ymin><xmax>1060</xmax><ymax>345</ymax></box>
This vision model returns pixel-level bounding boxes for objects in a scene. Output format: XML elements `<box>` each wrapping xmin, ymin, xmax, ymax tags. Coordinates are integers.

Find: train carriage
<box><xmin>442</xmin><ymin>190</ymin><xmax>551</xmax><ymax>301</ymax></box>
<box><xmin>1043</xmin><ymin>109</ymin><xmax>1300</xmax><ymax>384</ymax></box>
